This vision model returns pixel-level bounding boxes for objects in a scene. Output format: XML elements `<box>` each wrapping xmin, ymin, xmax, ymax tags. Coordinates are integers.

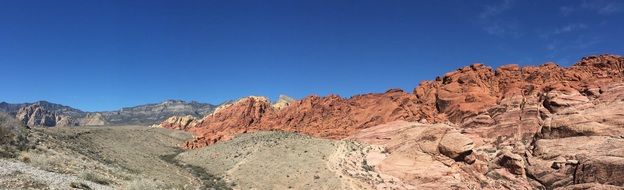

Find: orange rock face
<box><xmin>170</xmin><ymin>54</ymin><xmax>624</xmax><ymax>149</ymax></box>
<box><xmin>181</xmin><ymin>90</ymin><xmax>434</xmax><ymax>148</ymax></box>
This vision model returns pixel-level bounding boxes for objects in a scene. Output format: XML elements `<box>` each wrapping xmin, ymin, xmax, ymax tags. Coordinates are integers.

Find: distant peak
<box><xmin>34</xmin><ymin>100</ymin><xmax>51</xmax><ymax>104</ymax></box>
<box><xmin>161</xmin><ymin>99</ymin><xmax>186</xmax><ymax>104</ymax></box>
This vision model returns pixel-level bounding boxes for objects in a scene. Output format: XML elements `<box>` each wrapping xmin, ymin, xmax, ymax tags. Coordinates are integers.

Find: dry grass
<box><xmin>123</xmin><ymin>178</ymin><xmax>164</xmax><ymax>190</ymax></box>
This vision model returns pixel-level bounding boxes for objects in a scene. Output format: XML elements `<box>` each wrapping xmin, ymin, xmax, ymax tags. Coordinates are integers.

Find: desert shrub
<box><xmin>70</xmin><ymin>181</ymin><xmax>92</xmax><ymax>190</ymax></box>
<box><xmin>0</xmin><ymin>112</ymin><xmax>17</xmax><ymax>144</ymax></box>
<box><xmin>79</xmin><ymin>172</ymin><xmax>112</xmax><ymax>185</ymax></box>
<box><xmin>0</xmin><ymin>112</ymin><xmax>28</xmax><ymax>157</ymax></box>
<box><xmin>19</xmin><ymin>151</ymin><xmax>60</xmax><ymax>172</ymax></box>
<box><xmin>20</xmin><ymin>155</ymin><xmax>31</xmax><ymax>163</ymax></box>
<box><xmin>361</xmin><ymin>160</ymin><xmax>375</xmax><ymax>172</ymax></box>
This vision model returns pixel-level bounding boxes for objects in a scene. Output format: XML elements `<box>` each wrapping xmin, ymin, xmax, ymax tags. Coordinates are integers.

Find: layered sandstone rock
<box><xmin>344</xmin><ymin>81</ymin><xmax>624</xmax><ymax>189</ymax></box>
<box><xmin>183</xmin><ymin>89</ymin><xmax>435</xmax><ymax>148</ymax></box>
<box><xmin>171</xmin><ymin>54</ymin><xmax>624</xmax><ymax>189</ymax></box>
<box><xmin>183</xmin><ymin>55</ymin><xmax>623</xmax><ymax>149</ymax></box>
<box><xmin>157</xmin><ymin>115</ymin><xmax>200</xmax><ymax>130</ymax></box>
<box><xmin>346</xmin><ymin>121</ymin><xmax>532</xmax><ymax>189</ymax></box>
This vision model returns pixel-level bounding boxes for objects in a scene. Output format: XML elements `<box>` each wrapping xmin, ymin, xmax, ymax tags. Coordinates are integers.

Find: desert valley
<box><xmin>2</xmin><ymin>55</ymin><xmax>624</xmax><ymax>189</ymax></box>
<box><xmin>3</xmin><ymin>1</ymin><xmax>624</xmax><ymax>189</ymax></box>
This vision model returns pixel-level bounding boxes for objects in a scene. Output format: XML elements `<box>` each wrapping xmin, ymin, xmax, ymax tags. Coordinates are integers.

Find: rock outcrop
<box><xmin>171</xmin><ymin>54</ymin><xmax>624</xmax><ymax>189</ymax></box>
<box><xmin>79</xmin><ymin>113</ymin><xmax>108</xmax><ymax>126</ymax></box>
<box><xmin>272</xmin><ymin>95</ymin><xmax>295</xmax><ymax>109</ymax></box>
<box><xmin>15</xmin><ymin>104</ymin><xmax>76</xmax><ymax>127</ymax></box>
<box><xmin>182</xmin><ymin>89</ymin><xmax>435</xmax><ymax>148</ymax></box>
<box><xmin>437</xmin><ymin>131</ymin><xmax>474</xmax><ymax>160</ymax></box>
<box><xmin>181</xmin><ymin>55</ymin><xmax>624</xmax><ymax>149</ymax></box>
<box><xmin>346</xmin><ymin>121</ymin><xmax>534</xmax><ymax>189</ymax></box>
<box><xmin>157</xmin><ymin>115</ymin><xmax>200</xmax><ymax>130</ymax></box>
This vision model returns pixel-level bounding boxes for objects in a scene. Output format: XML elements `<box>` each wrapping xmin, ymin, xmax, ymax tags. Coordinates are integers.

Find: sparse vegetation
<box><xmin>380</xmin><ymin>147</ymin><xmax>390</xmax><ymax>154</ymax></box>
<box><xmin>8</xmin><ymin>126</ymin><xmax>212</xmax><ymax>189</ymax></box>
<box><xmin>20</xmin><ymin>155</ymin><xmax>31</xmax><ymax>163</ymax></box>
<box><xmin>79</xmin><ymin>172</ymin><xmax>112</xmax><ymax>185</ymax></box>
<box><xmin>70</xmin><ymin>181</ymin><xmax>92</xmax><ymax>190</ymax></box>
<box><xmin>0</xmin><ymin>112</ymin><xmax>29</xmax><ymax>158</ymax></box>
<box><xmin>123</xmin><ymin>179</ymin><xmax>162</xmax><ymax>190</ymax></box>
<box><xmin>0</xmin><ymin>113</ymin><xmax>16</xmax><ymax>143</ymax></box>
<box><xmin>361</xmin><ymin>160</ymin><xmax>375</xmax><ymax>172</ymax></box>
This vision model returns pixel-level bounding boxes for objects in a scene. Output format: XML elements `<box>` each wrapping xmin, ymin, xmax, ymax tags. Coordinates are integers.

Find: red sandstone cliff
<box><xmin>159</xmin><ymin>54</ymin><xmax>624</xmax><ymax>149</ymax></box>
<box><xmin>158</xmin><ymin>54</ymin><xmax>624</xmax><ymax>189</ymax></box>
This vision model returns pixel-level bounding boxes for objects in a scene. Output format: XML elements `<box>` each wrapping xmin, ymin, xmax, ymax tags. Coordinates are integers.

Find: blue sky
<box><xmin>1</xmin><ymin>0</ymin><xmax>623</xmax><ymax>111</ymax></box>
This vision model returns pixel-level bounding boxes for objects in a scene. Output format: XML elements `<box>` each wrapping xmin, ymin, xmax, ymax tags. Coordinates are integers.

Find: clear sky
<box><xmin>1</xmin><ymin>0</ymin><xmax>623</xmax><ymax>111</ymax></box>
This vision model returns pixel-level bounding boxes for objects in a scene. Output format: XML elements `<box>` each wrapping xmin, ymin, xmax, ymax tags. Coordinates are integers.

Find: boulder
<box><xmin>438</xmin><ymin>131</ymin><xmax>474</xmax><ymax>160</ymax></box>
<box><xmin>574</xmin><ymin>156</ymin><xmax>624</xmax><ymax>186</ymax></box>
<box><xmin>543</xmin><ymin>86</ymin><xmax>592</xmax><ymax>114</ymax></box>
<box><xmin>495</xmin><ymin>149</ymin><xmax>525</xmax><ymax>176</ymax></box>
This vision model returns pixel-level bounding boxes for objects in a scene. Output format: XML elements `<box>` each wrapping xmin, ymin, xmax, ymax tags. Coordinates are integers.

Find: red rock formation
<box><xmin>177</xmin><ymin>54</ymin><xmax>624</xmax><ymax>149</ymax></box>
<box><xmin>165</xmin><ymin>54</ymin><xmax>624</xmax><ymax>189</ymax></box>
<box><xmin>182</xmin><ymin>90</ymin><xmax>436</xmax><ymax>148</ymax></box>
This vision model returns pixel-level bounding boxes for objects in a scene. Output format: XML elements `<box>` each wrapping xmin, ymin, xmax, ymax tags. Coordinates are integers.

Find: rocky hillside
<box><xmin>161</xmin><ymin>54</ymin><xmax>624</xmax><ymax>189</ymax></box>
<box><xmin>97</xmin><ymin>100</ymin><xmax>215</xmax><ymax>126</ymax></box>
<box><xmin>1</xmin><ymin>100</ymin><xmax>216</xmax><ymax>127</ymax></box>
<box><xmin>1</xmin><ymin>101</ymin><xmax>84</xmax><ymax>118</ymax></box>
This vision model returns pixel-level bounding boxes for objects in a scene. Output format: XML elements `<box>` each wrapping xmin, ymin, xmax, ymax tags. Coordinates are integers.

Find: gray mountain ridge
<box><xmin>0</xmin><ymin>100</ymin><xmax>219</xmax><ymax>127</ymax></box>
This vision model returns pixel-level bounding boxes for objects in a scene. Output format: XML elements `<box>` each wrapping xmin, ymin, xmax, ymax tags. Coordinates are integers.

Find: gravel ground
<box><xmin>0</xmin><ymin>159</ymin><xmax>112</xmax><ymax>190</ymax></box>
<box><xmin>177</xmin><ymin>131</ymin><xmax>373</xmax><ymax>190</ymax></box>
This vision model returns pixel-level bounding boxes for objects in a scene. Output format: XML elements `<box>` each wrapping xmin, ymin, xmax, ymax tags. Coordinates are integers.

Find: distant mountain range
<box><xmin>0</xmin><ymin>100</ymin><xmax>218</xmax><ymax>127</ymax></box>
